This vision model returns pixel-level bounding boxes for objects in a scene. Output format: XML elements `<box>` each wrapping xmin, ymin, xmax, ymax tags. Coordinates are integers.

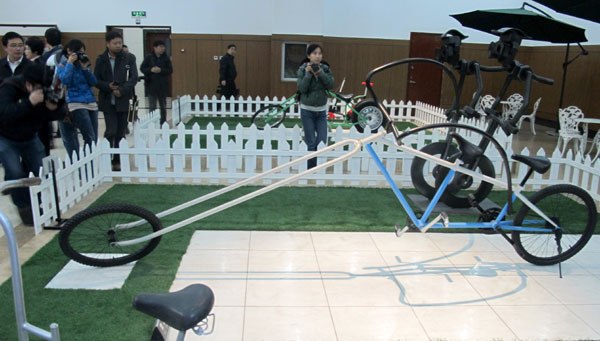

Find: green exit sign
<box><xmin>131</xmin><ymin>11</ymin><xmax>146</xmax><ymax>18</ymax></box>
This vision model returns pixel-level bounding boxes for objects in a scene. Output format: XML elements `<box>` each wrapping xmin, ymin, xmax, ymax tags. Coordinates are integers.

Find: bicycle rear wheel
<box><xmin>59</xmin><ymin>203</ymin><xmax>162</xmax><ymax>267</ymax></box>
<box><xmin>252</xmin><ymin>104</ymin><xmax>286</xmax><ymax>130</ymax></box>
<box><xmin>512</xmin><ymin>184</ymin><xmax>597</xmax><ymax>265</ymax></box>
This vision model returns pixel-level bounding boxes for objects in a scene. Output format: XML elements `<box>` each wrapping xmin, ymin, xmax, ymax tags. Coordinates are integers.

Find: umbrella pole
<box><xmin>559</xmin><ymin>43</ymin><xmax>570</xmax><ymax>111</ymax></box>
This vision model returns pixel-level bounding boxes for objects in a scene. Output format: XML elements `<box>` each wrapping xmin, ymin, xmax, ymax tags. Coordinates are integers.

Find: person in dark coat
<box><xmin>0</xmin><ymin>32</ymin><xmax>31</xmax><ymax>84</ymax></box>
<box><xmin>140</xmin><ymin>40</ymin><xmax>172</xmax><ymax>125</ymax></box>
<box><xmin>94</xmin><ymin>31</ymin><xmax>137</xmax><ymax>171</ymax></box>
<box><xmin>219</xmin><ymin>44</ymin><xmax>238</xmax><ymax>98</ymax></box>
<box><xmin>0</xmin><ymin>64</ymin><xmax>65</xmax><ymax>225</ymax></box>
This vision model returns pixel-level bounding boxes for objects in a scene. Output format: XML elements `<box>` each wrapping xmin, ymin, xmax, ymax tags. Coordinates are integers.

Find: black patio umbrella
<box><xmin>533</xmin><ymin>0</ymin><xmax>600</xmax><ymax>24</ymax></box>
<box><xmin>451</xmin><ymin>3</ymin><xmax>588</xmax><ymax>127</ymax></box>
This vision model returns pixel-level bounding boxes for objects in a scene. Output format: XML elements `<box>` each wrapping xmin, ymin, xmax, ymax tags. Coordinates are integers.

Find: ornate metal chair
<box><xmin>517</xmin><ymin>97</ymin><xmax>541</xmax><ymax>135</ymax></box>
<box><xmin>502</xmin><ymin>93</ymin><xmax>524</xmax><ymax>120</ymax></box>
<box><xmin>557</xmin><ymin>106</ymin><xmax>585</xmax><ymax>156</ymax></box>
<box><xmin>474</xmin><ymin>94</ymin><xmax>495</xmax><ymax>116</ymax></box>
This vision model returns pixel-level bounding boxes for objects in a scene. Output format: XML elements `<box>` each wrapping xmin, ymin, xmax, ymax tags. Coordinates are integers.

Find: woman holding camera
<box><xmin>296</xmin><ymin>44</ymin><xmax>334</xmax><ymax>169</ymax></box>
<box><xmin>56</xmin><ymin>39</ymin><xmax>98</xmax><ymax>161</ymax></box>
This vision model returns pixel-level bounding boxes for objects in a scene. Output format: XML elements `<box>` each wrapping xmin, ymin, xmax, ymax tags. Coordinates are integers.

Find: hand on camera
<box><xmin>151</xmin><ymin>66</ymin><xmax>161</xmax><ymax>73</ymax></box>
<box><xmin>67</xmin><ymin>53</ymin><xmax>78</xmax><ymax>64</ymax></box>
<box><xmin>29</xmin><ymin>89</ymin><xmax>44</xmax><ymax>105</ymax></box>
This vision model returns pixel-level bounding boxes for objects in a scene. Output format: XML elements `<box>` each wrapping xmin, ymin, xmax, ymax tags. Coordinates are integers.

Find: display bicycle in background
<box><xmin>251</xmin><ymin>78</ymin><xmax>386</xmax><ymax>133</ymax></box>
<box><xmin>59</xmin><ymin>28</ymin><xmax>596</xmax><ymax>279</ymax></box>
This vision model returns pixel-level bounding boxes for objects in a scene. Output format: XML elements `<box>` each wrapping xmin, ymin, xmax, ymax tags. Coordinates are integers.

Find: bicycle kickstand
<box><xmin>555</xmin><ymin>230</ymin><xmax>563</xmax><ymax>279</ymax></box>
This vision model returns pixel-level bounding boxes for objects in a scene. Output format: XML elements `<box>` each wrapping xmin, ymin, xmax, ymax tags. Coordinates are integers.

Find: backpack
<box><xmin>43</xmin><ymin>51</ymin><xmax>65</xmax><ymax>104</ymax></box>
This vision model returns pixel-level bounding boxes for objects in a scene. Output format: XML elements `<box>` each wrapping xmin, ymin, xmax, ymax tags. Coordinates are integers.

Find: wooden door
<box><xmin>406</xmin><ymin>32</ymin><xmax>442</xmax><ymax>106</ymax></box>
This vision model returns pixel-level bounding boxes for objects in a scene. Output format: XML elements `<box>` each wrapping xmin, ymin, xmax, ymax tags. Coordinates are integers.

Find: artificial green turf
<box><xmin>0</xmin><ymin>183</ymin><xmax>591</xmax><ymax>340</ymax></box>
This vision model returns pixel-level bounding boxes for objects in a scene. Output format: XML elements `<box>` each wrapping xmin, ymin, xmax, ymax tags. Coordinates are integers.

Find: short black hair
<box><xmin>44</xmin><ymin>28</ymin><xmax>61</xmax><ymax>46</ymax></box>
<box><xmin>26</xmin><ymin>36</ymin><xmax>45</xmax><ymax>56</ymax></box>
<box><xmin>105</xmin><ymin>30</ymin><xmax>122</xmax><ymax>42</ymax></box>
<box><xmin>227</xmin><ymin>44</ymin><xmax>236</xmax><ymax>50</ymax></box>
<box><xmin>153</xmin><ymin>40</ymin><xmax>165</xmax><ymax>47</ymax></box>
<box><xmin>2</xmin><ymin>31</ymin><xmax>24</xmax><ymax>47</ymax></box>
<box><xmin>23</xmin><ymin>63</ymin><xmax>50</xmax><ymax>87</ymax></box>
<box><xmin>122</xmin><ymin>44</ymin><xmax>128</xmax><ymax>48</ymax></box>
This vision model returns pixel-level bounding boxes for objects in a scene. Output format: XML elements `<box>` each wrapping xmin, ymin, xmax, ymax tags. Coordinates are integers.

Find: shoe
<box><xmin>17</xmin><ymin>206</ymin><xmax>34</xmax><ymax>226</ymax></box>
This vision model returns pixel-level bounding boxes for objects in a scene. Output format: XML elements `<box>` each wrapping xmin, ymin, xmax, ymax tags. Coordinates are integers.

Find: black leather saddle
<box><xmin>511</xmin><ymin>154</ymin><xmax>551</xmax><ymax>174</ymax></box>
<box><xmin>133</xmin><ymin>284</ymin><xmax>214</xmax><ymax>332</ymax></box>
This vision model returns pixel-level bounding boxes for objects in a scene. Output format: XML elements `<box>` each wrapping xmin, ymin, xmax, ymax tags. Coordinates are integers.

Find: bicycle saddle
<box><xmin>335</xmin><ymin>93</ymin><xmax>354</xmax><ymax>103</ymax></box>
<box><xmin>448</xmin><ymin>132</ymin><xmax>484</xmax><ymax>163</ymax></box>
<box><xmin>511</xmin><ymin>154</ymin><xmax>550</xmax><ymax>174</ymax></box>
<box><xmin>133</xmin><ymin>284</ymin><xmax>214</xmax><ymax>331</ymax></box>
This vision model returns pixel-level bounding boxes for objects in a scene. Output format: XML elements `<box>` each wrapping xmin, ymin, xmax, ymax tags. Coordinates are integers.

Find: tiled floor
<box><xmin>2</xmin><ymin>115</ymin><xmax>600</xmax><ymax>340</ymax></box>
<box><xmin>167</xmin><ymin>230</ymin><xmax>600</xmax><ymax>341</ymax></box>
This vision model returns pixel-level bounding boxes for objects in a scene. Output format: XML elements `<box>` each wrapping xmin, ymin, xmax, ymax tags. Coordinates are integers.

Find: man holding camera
<box><xmin>0</xmin><ymin>63</ymin><xmax>65</xmax><ymax>225</ymax></box>
<box><xmin>94</xmin><ymin>31</ymin><xmax>137</xmax><ymax>171</ymax></box>
<box><xmin>218</xmin><ymin>44</ymin><xmax>238</xmax><ymax>99</ymax></box>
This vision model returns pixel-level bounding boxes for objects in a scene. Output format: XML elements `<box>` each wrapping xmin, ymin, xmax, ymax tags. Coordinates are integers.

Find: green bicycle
<box><xmin>251</xmin><ymin>80</ymin><xmax>385</xmax><ymax>133</ymax></box>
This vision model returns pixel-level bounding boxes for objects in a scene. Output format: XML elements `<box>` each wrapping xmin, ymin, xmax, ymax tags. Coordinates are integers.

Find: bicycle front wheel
<box><xmin>512</xmin><ymin>184</ymin><xmax>597</xmax><ymax>265</ymax></box>
<box><xmin>59</xmin><ymin>203</ymin><xmax>162</xmax><ymax>267</ymax></box>
<box><xmin>351</xmin><ymin>100</ymin><xmax>385</xmax><ymax>133</ymax></box>
<box><xmin>252</xmin><ymin>104</ymin><xmax>286</xmax><ymax>130</ymax></box>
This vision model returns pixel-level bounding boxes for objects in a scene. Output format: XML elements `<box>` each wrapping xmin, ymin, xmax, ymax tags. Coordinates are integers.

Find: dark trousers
<box><xmin>103</xmin><ymin>106</ymin><xmax>128</xmax><ymax>164</ymax></box>
<box><xmin>300</xmin><ymin>108</ymin><xmax>328</xmax><ymax>169</ymax></box>
<box><xmin>0</xmin><ymin>135</ymin><xmax>45</xmax><ymax>207</ymax></box>
<box><xmin>149</xmin><ymin>95</ymin><xmax>167</xmax><ymax>125</ymax></box>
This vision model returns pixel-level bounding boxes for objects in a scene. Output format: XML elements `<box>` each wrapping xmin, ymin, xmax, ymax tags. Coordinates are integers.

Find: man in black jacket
<box><xmin>94</xmin><ymin>31</ymin><xmax>138</xmax><ymax>171</ymax></box>
<box><xmin>0</xmin><ymin>63</ymin><xmax>65</xmax><ymax>225</ymax></box>
<box><xmin>140</xmin><ymin>40</ymin><xmax>172</xmax><ymax>125</ymax></box>
<box><xmin>219</xmin><ymin>44</ymin><xmax>238</xmax><ymax>99</ymax></box>
<box><xmin>0</xmin><ymin>32</ymin><xmax>31</xmax><ymax>83</ymax></box>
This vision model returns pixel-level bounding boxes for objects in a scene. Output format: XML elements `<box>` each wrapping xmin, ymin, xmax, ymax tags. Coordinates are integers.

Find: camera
<box><xmin>310</xmin><ymin>63</ymin><xmax>320</xmax><ymax>72</ymax></box>
<box><xmin>76</xmin><ymin>52</ymin><xmax>89</xmax><ymax>63</ymax></box>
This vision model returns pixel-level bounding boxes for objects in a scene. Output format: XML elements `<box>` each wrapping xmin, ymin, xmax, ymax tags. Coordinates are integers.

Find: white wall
<box><xmin>2</xmin><ymin>0</ymin><xmax>600</xmax><ymax>45</ymax></box>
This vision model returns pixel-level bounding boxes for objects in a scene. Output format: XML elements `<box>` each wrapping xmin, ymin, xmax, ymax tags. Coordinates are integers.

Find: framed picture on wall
<box><xmin>281</xmin><ymin>42</ymin><xmax>308</xmax><ymax>81</ymax></box>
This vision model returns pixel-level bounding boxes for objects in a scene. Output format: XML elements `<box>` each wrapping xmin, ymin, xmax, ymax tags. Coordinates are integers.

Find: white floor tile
<box><xmin>493</xmin><ymin>305</ymin><xmax>600</xmax><ymax>340</ymax></box>
<box><xmin>427</xmin><ymin>233</ymin><xmax>500</xmax><ymax>252</ymax></box>
<box><xmin>414</xmin><ymin>305</ymin><xmax>518</xmax><ymax>341</ymax></box>
<box><xmin>249</xmin><ymin>231</ymin><xmax>314</xmax><ymax>250</ymax></box>
<box><xmin>396</xmin><ymin>273</ymin><xmax>486</xmax><ymax>306</ymax></box>
<box><xmin>570</xmin><ymin>251</ymin><xmax>600</xmax><ymax>275</ymax></box>
<box><xmin>245</xmin><ymin>275</ymin><xmax>328</xmax><ymax>307</ymax></box>
<box><xmin>177</xmin><ymin>249</ymin><xmax>248</xmax><ymax>273</ymax></box>
<box><xmin>443</xmin><ymin>251</ymin><xmax>514</xmax><ymax>266</ymax></box>
<box><xmin>311</xmin><ymin>231</ymin><xmax>378</xmax><ymax>251</ymax></box>
<box><xmin>248</xmin><ymin>250</ymin><xmax>320</xmax><ymax>275</ymax></box>
<box><xmin>532</xmin><ymin>275</ymin><xmax>600</xmax><ymax>304</ymax></box>
<box><xmin>465</xmin><ymin>275</ymin><xmax>561</xmax><ymax>306</ymax></box>
<box><xmin>317</xmin><ymin>251</ymin><xmax>388</xmax><ymax>276</ymax></box>
<box><xmin>330</xmin><ymin>306</ymin><xmax>429</xmax><ymax>341</ymax></box>
<box><xmin>187</xmin><ymin>230</ymin><xmax>250</xmax><ymax>250</ymax></box>
<box><xmin>369</xmin><ymin>231</ymin><xmax>441</xmax><ymax>252</ymax></box>
<box><xmin>567</xmin><ymin>304</ymin><xmax>600</xmax><ymax>335</ymax></box>
<box><xmin>170</xmin><ymin>277</ymin><xmax>246</xmax><ymax>307</ymax></box>
<box><xmin>243</xmin><ymin>307</ymin><xmax>337</xmax><ymax>341</ymax></box>
<box><xmin>380</xmin><ymin>250</ymin><xmax>453</xmax><ymax>268</ymax></box>
<box><xmin>45</xmin><ymin>256</ymin><xmax>134</xmax><ymax>290</ymax></box>
<box><xmin>322</xmin><ymin>274</ymin><xmax>405</xmax><ymax>307</ymax></box>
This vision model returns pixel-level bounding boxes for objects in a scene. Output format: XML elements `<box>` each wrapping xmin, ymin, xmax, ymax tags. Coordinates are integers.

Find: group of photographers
<box><xmin>0</xmin><ymin>28</ymin><xmax>139</xmax><ymax>225</ymax></box>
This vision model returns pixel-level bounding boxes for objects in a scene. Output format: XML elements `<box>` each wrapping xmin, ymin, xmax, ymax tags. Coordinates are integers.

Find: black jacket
<box><xmin>94</xmin><ymin>50</ymin><xmax>138</xmax><ymax>112</ymax></box>
<box><xmin>0</xmin><ymin>75</ymin><xmax>65</xmax><ymax>141</ymax></box>
<box><xmin>219</xmin><ymin>53</ymin><xmax>237</xmax><ymax>83</ymax></box>
<box><xmin>0</xmin><ymin>57</ymin><xmax>31</xmax><ymax>84</ymax></box>
<box><xmin>140</xmin><ymin>53</ymin><xmax>172</xmax><ymax>97</ymax></box>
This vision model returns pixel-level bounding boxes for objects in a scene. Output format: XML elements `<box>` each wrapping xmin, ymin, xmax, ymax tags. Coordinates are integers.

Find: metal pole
<box><xmin>558</xmin><ymin>43</ymin><xmax>570</xmax><ymax>111</ymax></box>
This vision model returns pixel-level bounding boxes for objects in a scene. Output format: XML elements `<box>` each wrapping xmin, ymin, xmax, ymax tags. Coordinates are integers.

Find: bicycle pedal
<box><xmin>394</xmin><ymin>224</ymin><xmax>411</xmax><ymax>237</ymax></box>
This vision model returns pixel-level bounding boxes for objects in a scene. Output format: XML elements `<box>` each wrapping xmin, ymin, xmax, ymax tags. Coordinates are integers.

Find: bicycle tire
<box><xmin>351</xmin><ymin>100</ymin><xmax>385</xmax><ymax>133</ymax></box>
<box><xmin>435</xmin><ymin>154</ymin><xmax>495</xmax><ymax>208</ymax></box>
<box><xmin>252</xmin><ymin>104</ymin><xmax>286</xmax><ymax>130</ymax></box>
<box><xmin>410</xmin><ymin>142</ymin><xmax>460</xmax><ymax>199</ymax></box>
<box><xmin>59</xmin><ymin>203</ymin><xmax>162</xmax><ymax>267</ymax></box>
<box><xmin>512</xmin><ymin>184</ymin><xmax>597</xmax><ymax>265</ymax></box>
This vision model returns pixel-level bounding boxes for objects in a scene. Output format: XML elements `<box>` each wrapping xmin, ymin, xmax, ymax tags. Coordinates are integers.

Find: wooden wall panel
<box><xmin>171</xmin><ymin>36</ymin><xmax>199</xmax><ymax>96</ymax></box>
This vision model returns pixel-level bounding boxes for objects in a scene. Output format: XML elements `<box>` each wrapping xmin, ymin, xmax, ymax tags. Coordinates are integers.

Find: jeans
<box><xmin>0</xmin><ymin>135</ymin><xmax>45</xmax><ymax>207</ymax></box>
<box><xmin>103</xmin><ymin>106</ymin><xmax>128</xmax><ymax>164</ymax></box>
<box><xmin>58</xmin><ymin>108</ymin><xmax>98</xmax><ymax>161</ymax></box>
<box><xmin>300</xmin><ymin>108</ymin><xmax>328</xmax><ymax>169</ymax></box>
<box><xmin>148</xmin><ymin>95</ymin><xmax>167</xmax><ymax>125</ymax></box>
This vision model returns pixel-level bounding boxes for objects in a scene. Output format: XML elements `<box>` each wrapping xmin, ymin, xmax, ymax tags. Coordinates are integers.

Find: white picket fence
<box><xmin>27</xmin><ymin>97</ymin><xmax>600</xmax><ymax>234</ymax></box>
